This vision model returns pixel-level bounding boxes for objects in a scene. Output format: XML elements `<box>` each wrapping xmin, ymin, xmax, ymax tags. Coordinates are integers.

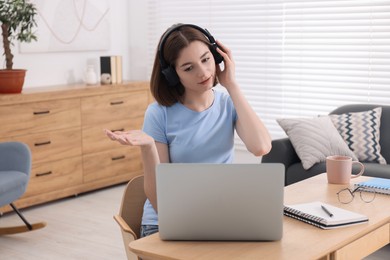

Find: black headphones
<box><xmin>158</xmin><ymin>24</ymin><xmax>224</xmax><ymax>87</ymax></box>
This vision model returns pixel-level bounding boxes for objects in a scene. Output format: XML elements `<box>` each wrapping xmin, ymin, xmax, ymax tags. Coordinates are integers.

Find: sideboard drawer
<box><xmin>24</xmin><ymin>156</ymin><xmax>83</xmax><ymax>197</ymax></box>
<box><xmin>81</xmin><ymin>91</ymin><xmax>148</xmax><ymax>126</ymax></box>
<box><xmin>0</xmin><ymin>98</ymin><xmax>81</xmax><ymax>136</ymax></box>
<box><xmin>83</xmin><ymin>147</ymin><xmax>142</xmax><ymax>183</ymax></box>
<box><xmin>82</xmin><ymin>117</ymin><xmax>144</xmax><ymax>154</ymax></box>
<box><xmin>1</xmin><ymin>128</ymin><xmax>82</xmax><ymax>164</ymax></box>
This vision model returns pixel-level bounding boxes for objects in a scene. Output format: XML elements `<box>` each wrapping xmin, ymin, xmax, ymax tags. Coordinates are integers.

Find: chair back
<box><xmin>0</xmin><ymin>141</ymin><xmax>31</xmax><ymax>206</ymax></box>
<box><xmin>0</xmin><ymin>141</ymin><xmax>46</xmax><ymax>235</ymax></box>
<box><xmin>114</xmin><ymin>175</ymin><xmax>146</xmax><ymax>260</ymax></box>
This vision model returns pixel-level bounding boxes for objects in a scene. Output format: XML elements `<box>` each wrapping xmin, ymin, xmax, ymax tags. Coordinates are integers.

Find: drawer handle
<box><xmin>112</xmin><ymin>155</ymin><xmax>125</xmax><ymax>161</ymax></box>
<box><xmin>34</xmin><ymin>141</ymin><xmax>51</xmax><ymax>146</ymax></box>
<box><xmin>33</xmin><ymin>110</ymin><xmax>50</xmax><ymax>115</ymax></box>
<box><xmin>111</xmin><ymin>128</ymin><xmax>125</xmax><ymax>132</ymax></box>
<box><xmin>110</xmin><ymin>101</ymin><xmax>124</xmax><ymax>106</ymax></box>
<box><xmin>36</xmin><ymin>171</ymin><xmax>52</xmax><ymax>177</ymax></box>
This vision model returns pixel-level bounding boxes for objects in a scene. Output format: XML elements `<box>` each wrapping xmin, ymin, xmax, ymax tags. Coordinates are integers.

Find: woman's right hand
<box><xmin>104</xmin><ymin>129</ymin><xmax>155</xmax><ymax>147</ymax></box>
<box><xmin>215</xmin><ymin>40</ymin><xmax>237</xmax><ymax>90</ymax></box>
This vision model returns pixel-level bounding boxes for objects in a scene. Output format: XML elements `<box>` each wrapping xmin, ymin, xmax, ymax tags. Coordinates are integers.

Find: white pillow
<box><xmin>277</xmin><ymin>116</ymin><xmax>357</xmax><ymax>170</ymax></box>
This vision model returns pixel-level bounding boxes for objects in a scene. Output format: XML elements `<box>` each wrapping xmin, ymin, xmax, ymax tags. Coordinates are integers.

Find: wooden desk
<box><xmin>129</xmin><ymin>174</ymin><xmax>390</xmax><ymax>259</ymax></box>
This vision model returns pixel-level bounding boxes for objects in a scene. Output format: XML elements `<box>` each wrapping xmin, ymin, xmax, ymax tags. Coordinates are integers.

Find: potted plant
<box><xmin>0</xmin><ymin>0</ymin><xmax>37</xmax><ymax>93</ymax></box>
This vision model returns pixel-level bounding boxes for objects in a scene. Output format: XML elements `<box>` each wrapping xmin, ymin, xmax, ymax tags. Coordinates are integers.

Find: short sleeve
<box><xmin>218</xmin><ymin>90</ymin><xmax>237</xmax><ymax>124</ymax></box>
<box><xmin>142</xmin><ymin>102</ymin><xmax>168</xmax><ymax>144</ymax></box>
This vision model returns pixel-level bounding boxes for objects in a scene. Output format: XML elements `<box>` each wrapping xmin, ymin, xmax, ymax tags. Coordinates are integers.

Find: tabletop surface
<box><xmin>129</xmin><ymin>174</ymin><xmax>390</xmax><ymax>260</ymax></box>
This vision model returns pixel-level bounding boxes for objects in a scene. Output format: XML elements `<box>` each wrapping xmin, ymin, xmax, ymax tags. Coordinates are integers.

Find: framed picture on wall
<box><xmin>19</xmin><ymin>0</ymin><xmax>110</xmax><ymax>53</ymax></box>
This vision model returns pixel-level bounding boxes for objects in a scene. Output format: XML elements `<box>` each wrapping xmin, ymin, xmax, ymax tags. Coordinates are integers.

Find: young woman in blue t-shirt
<box><xmin>104</xmin><ymin>24</ymin><xmax>272</xmax><ymax>237</ymax></box>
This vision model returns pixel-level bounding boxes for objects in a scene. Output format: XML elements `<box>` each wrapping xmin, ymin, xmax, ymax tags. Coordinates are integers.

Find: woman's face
<box><xmin>175</xmin><ymin>40</ymin><xmax>216</xmax><ymax>94</ymax></box>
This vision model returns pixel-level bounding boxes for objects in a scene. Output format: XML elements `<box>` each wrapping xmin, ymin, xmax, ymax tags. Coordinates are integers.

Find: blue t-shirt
<box><xmin>141</xmin><ymin>90</ymin><xmax>237</xmax><ymax>225</ymax></box>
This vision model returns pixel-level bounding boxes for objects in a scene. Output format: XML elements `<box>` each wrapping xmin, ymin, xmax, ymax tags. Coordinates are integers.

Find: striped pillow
<box><xmin>330</xmin><ymin>107</ymin><xmax>386</xmax><ymax>164</ymax></box>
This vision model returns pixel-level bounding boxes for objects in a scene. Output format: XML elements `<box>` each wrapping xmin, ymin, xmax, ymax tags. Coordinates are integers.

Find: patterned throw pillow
<box><xmin>329</xmin><ymin>107</ymin><xmax>386</xmax><ymax>164</ymax></box>
<box><xmin>277</xmin><ymin>116</ymin><xmax>357</xmax><ymax>170</ymax></box>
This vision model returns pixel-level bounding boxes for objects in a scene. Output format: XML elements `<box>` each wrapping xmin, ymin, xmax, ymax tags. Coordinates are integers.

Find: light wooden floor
<box><xmin>0</xmin><ymin>183</ymin><xmax>389</xmax><ymax>260</ymax></box>
<box><xmin>0</xmin><ymin>184</ymin><xmax>127</xmax><ymax>260</ymax></box>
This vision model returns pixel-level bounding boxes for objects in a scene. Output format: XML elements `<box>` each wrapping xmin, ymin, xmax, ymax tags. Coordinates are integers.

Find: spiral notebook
<box><xmin>284</xmin><ymin>201</ymin><xmax>368</xmax><ymax>229</ymax></box>
<box><xmin>355</xmin><ymin>177</ymin><xmax>390</xmax><ymax>195</ymax></box>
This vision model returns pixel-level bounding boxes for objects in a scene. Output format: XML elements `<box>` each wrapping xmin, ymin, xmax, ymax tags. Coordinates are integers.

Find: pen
<box><xmin>321</xmin><ymin>205</ymin><xmax>334</xmax><ymax>217</ymax></box>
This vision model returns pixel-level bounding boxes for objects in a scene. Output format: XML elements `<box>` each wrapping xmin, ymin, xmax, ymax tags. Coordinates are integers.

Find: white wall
<box><xmin>127</xmin><ymin>1</ymin><xmax>149</xmax><ymax>81</ymax></box>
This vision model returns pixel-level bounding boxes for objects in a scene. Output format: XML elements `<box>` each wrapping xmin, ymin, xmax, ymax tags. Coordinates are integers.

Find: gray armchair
<box><xmin>0</xmin><ymin>141</ymin><xmax>46</xmax><ymax>235</ymax></box>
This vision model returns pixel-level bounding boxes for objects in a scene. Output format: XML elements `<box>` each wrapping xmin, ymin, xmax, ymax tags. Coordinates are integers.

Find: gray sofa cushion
<box><xmin>359</xmin><ymin>163</ymin><xmax>390</xmax><ymax>179</ymax></box>
<box><xmin>286</xmin><ymin>163</ymin><xmax>327</xmax><ymax>186</ymax></box>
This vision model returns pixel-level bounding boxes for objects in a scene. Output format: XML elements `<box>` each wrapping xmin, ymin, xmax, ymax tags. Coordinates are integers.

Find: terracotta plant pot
<box><xmin>0</xmin><ymin>69</ymin><xmax>27</xmax><ymax>94</ymax></box>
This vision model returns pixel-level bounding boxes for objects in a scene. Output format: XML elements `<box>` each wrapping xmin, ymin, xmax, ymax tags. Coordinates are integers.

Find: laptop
<box><xmin>156</xmin><ymin>163</ymin><xmax>285</xmax><ymax>241</ymax></box>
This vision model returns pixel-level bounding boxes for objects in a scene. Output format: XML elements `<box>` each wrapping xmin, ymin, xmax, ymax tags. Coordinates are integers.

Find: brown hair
<box><xmin>150</xmin><ymin>25</ymin><xmax>217</xmax><ymax>106</ymax></box>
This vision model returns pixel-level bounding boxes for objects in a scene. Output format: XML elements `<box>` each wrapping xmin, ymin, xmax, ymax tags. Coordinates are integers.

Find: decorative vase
<box><xmin>84</xmin><ymin>65</ymin><xmax>98</xmax><ymax>85</ymax></box>
<box><xmin>0</xmin><ymin>69</ymin><xmax>27</xmax><ymax>94</ymax></box>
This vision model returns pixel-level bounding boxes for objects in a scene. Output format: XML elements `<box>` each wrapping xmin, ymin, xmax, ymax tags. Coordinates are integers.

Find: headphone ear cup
<box><xmin>162</xmin><ymin>66</ymin><xmax>180</xmax><ymax>86</ymax></box>
<box><xmin>210</xmin><ymin>44</ymin><xmax>224</xmax><ymax>64</ymax></box>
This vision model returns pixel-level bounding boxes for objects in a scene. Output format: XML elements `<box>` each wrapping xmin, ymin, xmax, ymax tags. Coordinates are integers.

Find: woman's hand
<box><xmin>105</xmin><ymin>128</ymin><xmax>162</xmax><ymax>211</ymax></box>
<box><xmin>215</xmin><ymin>40</ymin><xmax>237</xmax><ymax>89</ymax></box>
<box><xmin>104</xmin><ymin>129</ymin><xmax>155</xmax><ymax>147</ymax></box>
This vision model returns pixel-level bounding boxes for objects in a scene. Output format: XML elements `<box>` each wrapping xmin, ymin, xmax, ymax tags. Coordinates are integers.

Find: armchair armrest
<box><xmin>261</xmin><ymin>138</ymin><xmax>300</xmax><ymax>169</ymax></box>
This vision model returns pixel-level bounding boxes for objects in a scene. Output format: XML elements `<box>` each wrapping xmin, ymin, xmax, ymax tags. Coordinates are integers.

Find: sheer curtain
<box><xmin>146</xmin><ymin>0</ymin><xmax>390</xmax><ymax>143</ymax></box>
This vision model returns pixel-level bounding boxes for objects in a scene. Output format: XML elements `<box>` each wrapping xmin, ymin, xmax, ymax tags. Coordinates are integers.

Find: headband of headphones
<box><xmin>158</xmin><ymin>24</ymin><xmax>223</xmax><ymax>86</ymax></box>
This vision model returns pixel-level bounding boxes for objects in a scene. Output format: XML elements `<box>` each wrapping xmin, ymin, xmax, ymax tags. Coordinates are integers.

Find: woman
<box><xmin>105</xmin><ymin>24</ymin><xmax>271</xmax><ymax>237</ymax></box>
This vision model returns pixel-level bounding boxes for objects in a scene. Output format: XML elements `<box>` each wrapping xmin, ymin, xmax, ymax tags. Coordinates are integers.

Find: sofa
<box><xmin>262</xmin><ymin>104</ymin><xmax>390</xmax><ymax>186</ymax></box>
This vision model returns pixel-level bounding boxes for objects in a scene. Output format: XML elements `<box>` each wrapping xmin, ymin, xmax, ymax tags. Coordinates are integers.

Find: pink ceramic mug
<box><xmin>326</xmin><ymin>155</ymin><xmax>365</xmax><ymax>184</ymax></box>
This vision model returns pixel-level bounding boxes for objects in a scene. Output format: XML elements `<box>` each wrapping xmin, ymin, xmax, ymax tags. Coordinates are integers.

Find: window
<box><xmin>146</xmin><ymin>0</ymin><xmax>390</xmax><ymax>143</ymax></box>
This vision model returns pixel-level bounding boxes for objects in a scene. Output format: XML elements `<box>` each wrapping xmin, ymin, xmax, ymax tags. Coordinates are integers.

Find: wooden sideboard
<box><xmin>0</xmin><ymin>81</ymin><xmax>151</xmax><ymax>213</ymax></box>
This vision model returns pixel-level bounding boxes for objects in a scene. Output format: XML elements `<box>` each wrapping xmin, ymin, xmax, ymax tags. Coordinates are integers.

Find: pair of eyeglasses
<box><xmin>337</xmin><ymin>186</ymin><xmax>376</xmax><ymax>204</ymax></box>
